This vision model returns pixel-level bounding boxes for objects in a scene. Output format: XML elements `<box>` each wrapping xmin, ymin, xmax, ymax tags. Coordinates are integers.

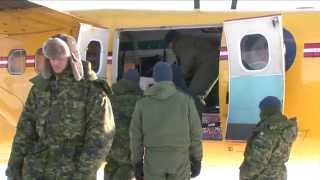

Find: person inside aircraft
<box><xmin>35</xmin><ymin>48</ymin><xmax>46</xmax><ymax>74</ymax></box>
<box><xmin>164</xmin><ymin>30</ymin><xmax>220</xmax><ymax>116</ymax></box>
<box><xmin>130</xmin><ymin>62</ymin><xmax>203</xmax><ymax>180</ymax></box>
<box><xmin>6</xmin><ymin>34</ymin><xmax>115</xmax><ymax>180</ymax></box>
<box><xmin>240</xmin><ymin>96</ymin><xmax>298</xmax><ymax>180</ymax></box>
<box><xmin>171</xmin><ymin>62</ymin><xmax>190</xmax><ymax>95</ymax></box>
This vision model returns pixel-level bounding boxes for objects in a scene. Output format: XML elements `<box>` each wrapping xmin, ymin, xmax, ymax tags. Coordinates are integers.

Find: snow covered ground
<box><xmin>1</xmin><ymin>161</ymin><xmax>319</xmax><ymax>180</ymax></box>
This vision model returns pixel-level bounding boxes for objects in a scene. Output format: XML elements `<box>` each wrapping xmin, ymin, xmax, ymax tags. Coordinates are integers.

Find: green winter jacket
<box><xmin>6</xmin><ymin>69</ymin><xmax>115</xmax><ymax>180</ymax></box>
<box><xmin>130</xmin><ymin>81</ymin><xmax>202</xmax><ymax>167</ymax></box>
<box><xmin>240</xmin><ymin>110</ymin><xmax>298</xmax><ymax>180</ymax></box>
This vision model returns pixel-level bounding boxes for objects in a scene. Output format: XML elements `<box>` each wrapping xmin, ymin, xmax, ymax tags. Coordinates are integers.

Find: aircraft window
<box><xmin>240</xmin><ymin>34</ymin><xmax>269</xmax><ymax>70</ymax></box>
<box><xmin>7</xmin><ymin>49</ymin><xmax>26</xmax><ymax>75</ymax></box>
<box><xmin>86</xmin><ymin>41</ymin><xmax>101</xmax><ymax>72</ymax></box>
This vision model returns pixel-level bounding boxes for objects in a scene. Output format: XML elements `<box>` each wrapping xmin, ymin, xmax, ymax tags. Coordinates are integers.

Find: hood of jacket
<box><xmin>144</xmin><ymin>81</ymin><xmax>177</xmax><ymax>100</ymax></box>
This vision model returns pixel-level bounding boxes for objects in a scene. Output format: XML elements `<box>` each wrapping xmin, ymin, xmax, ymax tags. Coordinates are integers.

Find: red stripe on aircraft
<box><xmin>304</xmin><ymin>43</ymin><xmax>320</xmax><ymax>57</ymax></box>
<box><xmin>219</xmin><ymin>47</ymin><xmax>228</xmax><ymax>60</ymax></box>
<box><xmin>107</xmin><ymin>52</ymin><xmax>112</xmax><ymax>64</ymax></box>
<box><xmin>0</xmin><ymin>56</ymin><xmax>35</xmax><ymax>68</ymax></box>
<box><xmin>0</xmin><ymin>58</ymin><xmax>8</xmax><ymax>68</ymax></box>
<box><xmin>304</xmin><ymin>52</ymin><xmax>320</xmax><ymax>57</ymax></box>
<box><xmin>304</xmin><ymin>43</ymin><xmax>320</xmax><ymax>49</ymax></box>
<box><xmin>26</xmin><ymin>55</ymin><xmax>35</xmax><ymax>59</ymax></box>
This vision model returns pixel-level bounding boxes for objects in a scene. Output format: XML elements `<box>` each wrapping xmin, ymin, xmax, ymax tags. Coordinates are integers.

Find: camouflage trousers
<box><xmin>104</xmin><ymin>159</ymin><xmax>134</xmax><ymax>180</ymax></box>
<box><xmin>240</xmin><ymin>165</ymin><xmax>287</xmax><ymax>180</ymax></box>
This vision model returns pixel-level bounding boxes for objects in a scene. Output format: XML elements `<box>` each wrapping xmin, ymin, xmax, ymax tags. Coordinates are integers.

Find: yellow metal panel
<box><xmin>0</xmin><ymin>7</ymin><xmax>80</xmax><ymax>36</ymax></box>
<box><xmin>219</xmin><ymin>32</ymin><xmax>229</xmax><ymax>139</ymax></box>
<box><xmin>0</xmin><ymin>68</ymin><xmax>35</xmax><ymax>163</ymax></box>
<box><xmin>283</xmin><ymin>12</ymin><xmax>320</xmax><ymax>138</ymax></box>
<box><xmin>70</xmin><ymin>10</ymin><xmax>271</xmax><ymax>51</ymax></box>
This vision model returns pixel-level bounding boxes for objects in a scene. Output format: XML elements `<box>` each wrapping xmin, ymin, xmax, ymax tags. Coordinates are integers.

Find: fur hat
<box><xmin>42</xmin><ymin>34</ymin><xmax>83</xmax><ymax>81</ymax></box>
<box><xmin>43</xmin><ymin>38</ymin><xmax>71</xmax><ymax>60</ymax></box>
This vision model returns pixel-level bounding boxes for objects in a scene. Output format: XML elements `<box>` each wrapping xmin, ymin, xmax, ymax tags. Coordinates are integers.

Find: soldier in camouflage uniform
<box><xmin>104</xmin><ymin>69</ymin><xmax>142</xmax><ymax>180</ymax></box>
<box><xmin>6</xmin><ymin>34</ymin><xmax>115</xmax><ymax>180</ymax></box>
<box><xmin>240</xmin><ymin>96</ymin><xmax>298</xmax><ymax>180</ymax></box>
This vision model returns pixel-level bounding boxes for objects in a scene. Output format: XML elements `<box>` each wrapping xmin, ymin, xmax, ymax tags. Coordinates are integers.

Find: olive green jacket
<box><xmin>130</xmin><ymin>81</ymin><xmax>202</xmax><ymax>165</ymax></box>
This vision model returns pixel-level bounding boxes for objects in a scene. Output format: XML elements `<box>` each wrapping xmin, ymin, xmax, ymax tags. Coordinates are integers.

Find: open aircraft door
<box><xmin>224</xmin><ymin>15</ymin><xmax>285</xmax><ymax>140</ymax></box>
<box><xmin>77</xmin><ymin>23</ymin><xmax>109</xmax><ymax>79</ymax></box>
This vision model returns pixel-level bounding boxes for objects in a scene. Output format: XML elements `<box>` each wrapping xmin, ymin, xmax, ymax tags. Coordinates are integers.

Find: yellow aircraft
<box><xmin>1</xmin><ymin>0</ymin><xmax>319</xmax><ymax>179</ymax></box>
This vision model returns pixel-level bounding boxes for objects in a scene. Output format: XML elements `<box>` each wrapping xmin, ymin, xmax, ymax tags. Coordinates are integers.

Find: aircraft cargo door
<box><xmin>224</xmin><ymin>15</ymin><xmax>285</xmax><ymax>140</ymax></box>
<box><xmin>77</xmin><ymin>23</ymin><xmax>109</xmax><ymax>79</ymax></box>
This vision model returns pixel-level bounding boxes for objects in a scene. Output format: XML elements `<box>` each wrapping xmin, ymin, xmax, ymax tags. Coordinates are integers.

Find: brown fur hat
<box><xmin>42</xmin><ymin>34</ymin><xmax>83</xmax><ymax>81</ymax></box>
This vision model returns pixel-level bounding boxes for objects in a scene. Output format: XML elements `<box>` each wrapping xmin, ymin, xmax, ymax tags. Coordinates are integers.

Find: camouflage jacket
<box><xmin>6</xmin><ymin>70</ymin><xmax>115</xmax><ymax>180</ymax></box>
<box><xmin>106</xmin><ymin>79</ymin><xmax>142</xmax><ymax>164</ymax></box>
<box><xmin>240</xmin><ymin>112</ymin><xmax>298</xmax><ymax>180</ymax></box>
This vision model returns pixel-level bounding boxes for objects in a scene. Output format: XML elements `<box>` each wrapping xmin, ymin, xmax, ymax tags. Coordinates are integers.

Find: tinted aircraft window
<box><xmin>7</xmin><ymin>49</ymin><xmax>26</xmax><ymax>75</ymax></box>
<box><xmin>86</xmin><ymin>41</ymin><xmax>101</xmax><ymax>72</ymax></box>
<box><xmin>240</xmin><ymin>34</ymin><xmax>269</xmax><ymax>70</ymax></box>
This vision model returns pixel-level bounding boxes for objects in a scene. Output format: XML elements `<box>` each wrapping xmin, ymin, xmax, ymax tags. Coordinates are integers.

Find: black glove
<box><xmin>134</xmin><ymin>162</ymin><xmax>144</xmax><ymax>180</ymax></box>
<box><xmin>190</xmin><ymin>160</ymin><xmax>201</xmax><ymax>178</ymax></box>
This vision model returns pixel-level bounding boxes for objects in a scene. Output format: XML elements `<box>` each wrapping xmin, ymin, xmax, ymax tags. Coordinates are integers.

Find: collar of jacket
<box><xmin>53</xmin><ymin>69</ymin><xmax>74</xmax><ymax>81</ymax></box>
<box><xmin>30</xmin><ymin>69</ymin><xmax>75</xmax><ymax>91</ymax></box>
<box><xmin>256</xmin><ymin>112</ymin><xmax>290</xmax><ymax>132</ymax></box>
<box><xmin>144</xmin><ymin>81</ymin><xmax>176</xmax><ymax>100</ymax></box>
<box><xmin>30</xmin><ymin>74</ymin><xmax>50</xmax><ymax>90</ymax></box>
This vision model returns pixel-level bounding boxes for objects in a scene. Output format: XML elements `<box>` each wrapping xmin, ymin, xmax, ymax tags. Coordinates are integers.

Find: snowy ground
<box><xmin>1</xmin><ymin>161</ymin><xmax>320</xmax><ymax>180</ymax></box>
